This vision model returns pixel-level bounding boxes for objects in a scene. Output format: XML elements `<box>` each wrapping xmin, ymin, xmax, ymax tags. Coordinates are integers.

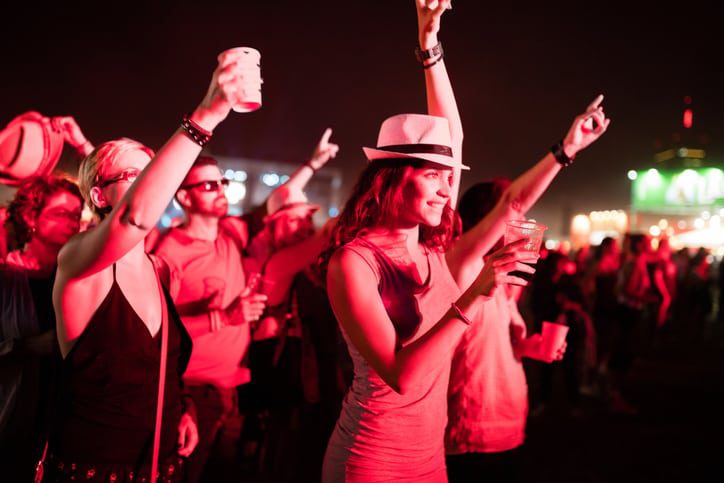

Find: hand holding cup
<box><xmin>473</xmin><ymin>238</ymin><xmax>540</xmax><ymax>298</ymax></box>
<box><xmin>217</xmin><ymin>47</ymin><xmax>262</xmax><ymax>113</ymax></box>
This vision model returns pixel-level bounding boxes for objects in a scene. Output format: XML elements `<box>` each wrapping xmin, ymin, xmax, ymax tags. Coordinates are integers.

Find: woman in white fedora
<box><xmin>320</xmin><ymin>1</ymin><xmax>537</xmax><ymax>481</ymax></box>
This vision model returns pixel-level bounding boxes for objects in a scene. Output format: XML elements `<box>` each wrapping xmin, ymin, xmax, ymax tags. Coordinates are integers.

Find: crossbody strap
<box><xmin>150</xmin><ymin>264</ymin><xmax>169</xmax><ymax>483</ymax></box>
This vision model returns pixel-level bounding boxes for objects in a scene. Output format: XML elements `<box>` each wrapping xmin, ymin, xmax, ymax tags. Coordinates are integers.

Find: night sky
<box><xmin>2</xmin><ymin>2</ymin><xmax>722</xmax><ymax>237</ymax></box>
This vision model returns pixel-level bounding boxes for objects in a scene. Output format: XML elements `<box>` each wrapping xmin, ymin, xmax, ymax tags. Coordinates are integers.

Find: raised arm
<box><xmin>447</xmin><ymin>95</ymin><xmax>611</xmax><ymax>289</ymax></box>
<box><xmin>58</xmin><ymin>59</ymin><xmax>243</xmax><ymax>280</ymax></box>
<box><xmin>53</xmin><ymin>116</ymin><xmax>94</xmax><ymax>157</ymax></box>
<box><xmin>261</xmin><ymin>217</ymin><xmax>336</xmax><ymax>306</ymax></box>
<box><xmin>417</xmin><ymin>0</ymin><xmax>463</xmax><ymax>205</ymax></box>
<box><xmin>270</xmin><ymin>128</ymin><xmax>339</xmax><ymax>200</ymax></box>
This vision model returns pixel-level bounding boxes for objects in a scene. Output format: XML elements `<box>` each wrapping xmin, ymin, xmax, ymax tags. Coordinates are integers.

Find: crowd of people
<box><xmin>0</xmin><ymin>1</ymin><xmax>721</xmax><ymax>482</ymax></box>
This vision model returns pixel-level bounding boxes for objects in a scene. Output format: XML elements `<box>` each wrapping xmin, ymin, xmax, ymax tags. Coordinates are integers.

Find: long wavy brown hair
<box><xmin>318</xmin><ymin>159</ymin><xmax>457</xmax><ymax>279</ymax></box>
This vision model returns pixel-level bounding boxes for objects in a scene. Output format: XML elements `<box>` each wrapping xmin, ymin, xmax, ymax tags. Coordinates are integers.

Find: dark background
<box><xmin>2</xmin><ymin>1</ymin><xmax>722</xmax><ymax>236</ymax></box>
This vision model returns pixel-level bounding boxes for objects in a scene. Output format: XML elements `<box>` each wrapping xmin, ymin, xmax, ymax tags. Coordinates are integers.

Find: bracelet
<box><xmin>450</xmin><ymin>302</ymin><xmax>472</xmax><ymax>326</ymax></box>
<box><xmin>304</xmin><ymin>160</ymin><xmax>318</xmax><ymax>173</ymax></box>
<box><xmin>422</xmin><ymin>53</ymin><xmax>444</xmax><ymax>70</ymax></box>
<box><xmin>550</xmin><ymin>140</ymin><xmax>574</xmax><ymax>167</ymax></box>
<box><xmin>415</xmin><ymin>41</ymin><xmax>444</xmax><ymax>63</ymax></box>
<box><xmin>181</xmin><ymin>113</ymin><xmax>213</xmax><ymax>148</ymax></box>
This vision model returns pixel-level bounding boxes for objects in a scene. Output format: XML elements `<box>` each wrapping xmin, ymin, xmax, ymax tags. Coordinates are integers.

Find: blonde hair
<box><xmin>78</xmin><ymin>138</ymin><xmax>154</xmax><ymax>218</ymax></box>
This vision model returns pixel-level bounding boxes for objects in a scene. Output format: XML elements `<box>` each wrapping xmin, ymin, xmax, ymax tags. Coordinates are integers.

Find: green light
<box><xmin>631</xmin><ymin>167</ymin><xmax>724</xmax><ymax>211</ymax></box>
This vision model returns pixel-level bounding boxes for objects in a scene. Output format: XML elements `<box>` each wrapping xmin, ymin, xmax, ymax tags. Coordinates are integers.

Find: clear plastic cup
<box><xmin>218</xmin><ymin>47</ymin><xmax>262</xmax><ymax>113</ymax></box>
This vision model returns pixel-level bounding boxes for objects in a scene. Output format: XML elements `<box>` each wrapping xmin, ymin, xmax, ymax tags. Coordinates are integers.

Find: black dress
<box><xmin>46</xmin><ymin>262</ymin><xmax>192</xmax><ymax>482</ymax></box>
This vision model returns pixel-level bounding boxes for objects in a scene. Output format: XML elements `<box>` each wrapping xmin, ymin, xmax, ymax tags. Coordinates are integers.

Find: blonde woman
<box><xmin>47</xmin><ymin>53</ymin><xmax>254</xmax><ymax>481</ymax></box>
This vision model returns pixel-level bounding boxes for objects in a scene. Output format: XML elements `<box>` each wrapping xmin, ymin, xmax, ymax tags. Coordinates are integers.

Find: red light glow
<box><xmin>683</xmin><ymin>109</ymin><xmax>693</xmax><ymax>129</ymax></box>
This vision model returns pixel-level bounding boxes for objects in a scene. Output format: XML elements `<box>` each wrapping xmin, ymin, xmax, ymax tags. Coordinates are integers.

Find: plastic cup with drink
<box><xmin>217</xmin><ymin>47</ymin><xmax>262</xmax><ymax>113</ymax></box>
<box><xmin>503</xmin><ymin>219</ymin><xmax>547</xmax><ymax>282</ymax></box>
<box><xmin>539</xmin><ymin>321</ymin><xmax>569</xmax><ymax>362</ymax></box>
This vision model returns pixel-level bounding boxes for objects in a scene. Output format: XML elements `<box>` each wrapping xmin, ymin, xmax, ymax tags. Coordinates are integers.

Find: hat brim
<box><xmin>264</xmin><ymin>202</ymin><xmax>321</xmax><ymax>222</ymax></box>
<box><xmin>0</xmin><ymin>116</ymin><xmax>65</xmax><ymax>185</ymax></box>
<box><xmin>362</xmin><ymin>147</ymin><xmax>470</xmax><ymax>170</ymax></box>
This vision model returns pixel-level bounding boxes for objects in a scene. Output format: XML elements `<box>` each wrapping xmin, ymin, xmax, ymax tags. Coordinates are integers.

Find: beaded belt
<box><xmin>42</xmin><ymin>454</ymin><xmax>184</xmax><ymax>482</ymax></box>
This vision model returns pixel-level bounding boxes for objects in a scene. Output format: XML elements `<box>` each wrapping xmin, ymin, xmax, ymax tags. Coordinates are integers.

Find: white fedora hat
<box><xmin>363</xmin><ymin>113</ymin><xmax>469</xmax><ymax>170</ymax></box>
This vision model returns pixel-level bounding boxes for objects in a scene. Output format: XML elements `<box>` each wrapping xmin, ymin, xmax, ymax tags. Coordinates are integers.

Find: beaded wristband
<box><xmin>181</xmin><ymin>114</ymin><xmax>212</xmax><ymax>147</ymax></box>
<box><xmin>450</xmin><ymin>302</ymin><xmax>472</xmax><ymax>326</ymax></box>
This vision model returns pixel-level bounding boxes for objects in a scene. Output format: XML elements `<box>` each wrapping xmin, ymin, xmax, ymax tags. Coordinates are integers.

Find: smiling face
<box><xmin>398</xmin><ymin>162</ymin><xmax>453</xmax><ymax>228</ymax></box>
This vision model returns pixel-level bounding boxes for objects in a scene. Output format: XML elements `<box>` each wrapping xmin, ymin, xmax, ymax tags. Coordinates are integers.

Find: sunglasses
<box><xmin>96</xmin><ymin>168</ymin><xmax>140</xmax><ymax>188</ymax></box>
<box><xmin>181</xmin><ymin>179</ymin><xmax>230</xmax><ymax>192</ymax></box>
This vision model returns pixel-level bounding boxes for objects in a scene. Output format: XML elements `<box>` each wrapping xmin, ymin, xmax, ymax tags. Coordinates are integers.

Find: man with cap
<box><xmin>239</xmin><ymin>129</ymin><xmax>340</xmax><ymax>480</ymax></box>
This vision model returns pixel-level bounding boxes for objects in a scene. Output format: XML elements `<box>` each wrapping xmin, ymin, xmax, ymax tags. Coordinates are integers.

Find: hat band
<box><xmin>376</xmin><ymin>143</ymin><xmax>452</xmax><ymax>157</ymax></box>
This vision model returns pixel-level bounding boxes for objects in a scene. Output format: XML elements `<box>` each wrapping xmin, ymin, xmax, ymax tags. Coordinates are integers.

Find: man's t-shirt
<box><xmin>153</xmin><ymin>221</ymin><xmax>250</xmax><ymax>388</ymax></box>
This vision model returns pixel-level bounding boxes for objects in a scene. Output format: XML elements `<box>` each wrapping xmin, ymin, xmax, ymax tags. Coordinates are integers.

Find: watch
<box><xmin>551</xmin><ymin>140</ymin><xmax>574</xmax><ymax>167</ymax></box>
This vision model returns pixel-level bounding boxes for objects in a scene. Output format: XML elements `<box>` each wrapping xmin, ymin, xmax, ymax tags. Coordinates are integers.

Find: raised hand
<box><xmin>192</xmin><ymin>54</ymin><xmax>261</xmax><ymax>131</ymax></box>
<box><xmin>308</xmin><ymin>128</ymin><xmax>340</xmax><ymax>171</ymax></box>
<box><xmin>562</xmin><ymin>94</ymin><xmax>611</xmax><ymax>158</ymax></box>
<box><xmin>51</xmin><ymin>116</ymin><xmax>93</xmax><ymax>155</ymax></box>
<box><xmin>416</xmin><ymin>0</ymin><xmax>451</xmax><ymax>47</ymax></box>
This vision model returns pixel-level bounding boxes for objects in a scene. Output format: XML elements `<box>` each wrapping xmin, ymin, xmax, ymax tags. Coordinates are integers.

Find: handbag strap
<box><xmin>271</xmin><ymin>279</ymin><xmax>298</xmax><ymax>367</ymax></box>
<box><xmin>33</xmin><ymin>440</ymin><xmax>48</xmax><ymax>483</ymax></box>
<box><xmin>150</xmin><ymin>260</ymin><xmax>170</xmax><ymax>483</ymax></box>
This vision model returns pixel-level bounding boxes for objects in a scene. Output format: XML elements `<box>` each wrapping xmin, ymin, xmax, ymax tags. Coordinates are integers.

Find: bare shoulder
<box><xmin>328</xmin><ymin>244</ymin><xmax>379</xmax><ymax>285</ymax></box>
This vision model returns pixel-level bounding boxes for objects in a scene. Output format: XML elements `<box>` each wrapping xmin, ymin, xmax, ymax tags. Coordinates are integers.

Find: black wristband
<box><xmin>422</xmin><ymin>52</ymin><xmax>444</xmax><ymax>70</ymax></box>
<box><xmin>415</xmin><ymin>41</ymin><xmax>444</xmax><ymax>63</ymax></box>
<box><xmin>551</xmin><ymin>140</ymin><xmax>574</xmax><ymax>167</ymax></box>
<box><xmin>181</xmin><ymin>114</ymin><xmax>212</xmax><ymax>148</ymax></box>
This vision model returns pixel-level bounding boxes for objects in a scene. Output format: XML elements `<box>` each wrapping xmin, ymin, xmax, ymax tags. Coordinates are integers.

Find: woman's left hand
<box><xmin>416</xmin><ymin>0</ymin><xmax>451</xmax><ymax>48</ymax></box>
<box><xmin>177</xmin><ymin>412</ymin><xmax>198</xmax><ymax>457</ymax></box>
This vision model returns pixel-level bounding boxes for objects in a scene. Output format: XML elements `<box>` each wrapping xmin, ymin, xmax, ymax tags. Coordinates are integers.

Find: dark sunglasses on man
<box><xmin>181</xmin><ymin>179</ymin><xmax>230</xmax><ymax>192</ymax></box>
